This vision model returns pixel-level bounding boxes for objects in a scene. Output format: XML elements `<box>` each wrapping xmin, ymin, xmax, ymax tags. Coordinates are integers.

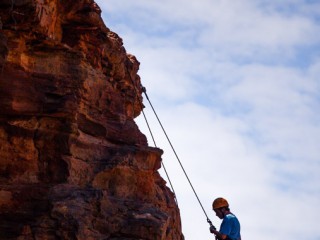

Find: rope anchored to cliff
<box><xmin>125</xmin><ymin>65</ymin><xmax>214</xmax><ymax>228</ymax></box>
<box><xmin>125</xmin><ymin>68</ymin><xmax>178</xmax><ymax>205</ymax></box>
<box><xmin>141</xmin><ymin>86</ymin><xmax>214</xmax><ymax>228</ymax></box>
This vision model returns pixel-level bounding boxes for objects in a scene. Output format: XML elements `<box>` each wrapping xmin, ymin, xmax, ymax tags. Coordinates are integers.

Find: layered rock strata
<box><xmin>0</xmin><ymin>0</ymin><xmax>183</xmax><ymax>239</ymax></box>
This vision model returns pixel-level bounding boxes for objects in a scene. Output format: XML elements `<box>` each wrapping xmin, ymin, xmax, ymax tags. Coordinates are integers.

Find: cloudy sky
<box><xmin>95</xmin><ymin>0</ymin><xmax>320</xmax><ymax>239</ymax></box>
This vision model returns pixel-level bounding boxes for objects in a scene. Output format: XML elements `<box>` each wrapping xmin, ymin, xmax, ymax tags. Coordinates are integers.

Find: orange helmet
<box><xmin>212</xmin><ymin>197</ymin><xmax>229</xmax><ymax>210</ymax></box>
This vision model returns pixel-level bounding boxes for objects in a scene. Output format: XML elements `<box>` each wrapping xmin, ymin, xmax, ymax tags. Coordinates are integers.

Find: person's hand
<box><xmin>210</xmin><ymin>225</ymin><xmax>216</xmax><ymax>233</ymax></box>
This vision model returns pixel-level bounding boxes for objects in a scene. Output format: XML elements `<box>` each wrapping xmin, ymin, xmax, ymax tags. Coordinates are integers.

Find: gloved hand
<box><xmin>209</xmin><ymin>225</ymin><xmax>216</xmax><ymax>233</ymax></box>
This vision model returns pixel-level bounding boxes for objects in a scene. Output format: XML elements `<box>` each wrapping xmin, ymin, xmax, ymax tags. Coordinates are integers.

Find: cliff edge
<box><xmin>0</xmin><ymin>0</ymin><xmax>183</xmax><ymax>239</ymax></box>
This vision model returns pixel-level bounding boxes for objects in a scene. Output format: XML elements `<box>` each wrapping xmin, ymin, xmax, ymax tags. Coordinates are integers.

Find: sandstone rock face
<box><xmin>0</xmin><ymin>1</ymin><xmax>183</xmax><ymax>239</ymax></box>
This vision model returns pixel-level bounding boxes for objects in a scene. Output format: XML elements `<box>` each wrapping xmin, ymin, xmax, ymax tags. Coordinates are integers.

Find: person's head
<box><xmin>212</xmin><ymin>197</ymin><xmax>230</xmax><ymax>219</ymax></box>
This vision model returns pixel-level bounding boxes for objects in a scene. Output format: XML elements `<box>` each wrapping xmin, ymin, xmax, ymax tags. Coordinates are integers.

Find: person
<box><xmin>209</xmin><ymin>197</ymin><xmax>241</xmax><ymax>240</ymax></box>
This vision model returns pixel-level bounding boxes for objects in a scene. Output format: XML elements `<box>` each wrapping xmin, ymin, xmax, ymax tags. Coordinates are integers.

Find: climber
<box><xmin>209</xmin><ymin>197</ymin><xmax>241</xmax><ymax>240</ymax></box>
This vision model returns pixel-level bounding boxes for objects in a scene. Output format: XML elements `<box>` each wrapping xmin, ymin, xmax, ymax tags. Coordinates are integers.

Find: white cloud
<box><xmin>100</xmin><ymin>0</ymin><xmax>320</xmax><ymax>63</ymax></box>
<box><xmin>96</xmin><ymin>0</ymin><xmax>320</xmax><ymax>239</ymax></box>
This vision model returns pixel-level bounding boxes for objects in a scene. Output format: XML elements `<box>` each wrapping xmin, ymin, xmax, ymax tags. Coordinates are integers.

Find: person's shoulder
<box><xmin>225</xmin><ymin>213</ymin><xmax>238</xmax><ymax>220</ymax></box>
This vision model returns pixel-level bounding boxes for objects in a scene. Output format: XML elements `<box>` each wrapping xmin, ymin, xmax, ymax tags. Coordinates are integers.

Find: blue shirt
<box><xmin>220</xmin><ymin>213</ymin><xmax>241</xmax><ymax>240</ymax></box>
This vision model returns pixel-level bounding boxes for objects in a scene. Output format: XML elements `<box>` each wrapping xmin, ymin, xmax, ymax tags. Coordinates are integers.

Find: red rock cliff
<box><xmin>0</xmin><ymin>0</ymin><xmax>183</xmax><ymax>239</ymax></box>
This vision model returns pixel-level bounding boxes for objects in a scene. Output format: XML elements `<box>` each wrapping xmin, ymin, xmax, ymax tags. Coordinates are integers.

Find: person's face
<box><xmin>214</xmin><ymin>208</ymin><xmax>224</xmax><ymax>219</ymax></box>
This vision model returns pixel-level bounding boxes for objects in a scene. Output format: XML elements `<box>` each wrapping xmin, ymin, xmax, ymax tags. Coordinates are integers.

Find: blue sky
<box><xmin>95</xmin><ymin>1</ymin><xmax>320</xmax><ymax>239</ymax></box>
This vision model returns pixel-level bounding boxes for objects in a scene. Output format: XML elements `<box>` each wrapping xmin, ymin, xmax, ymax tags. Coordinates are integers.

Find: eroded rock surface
<box><xmin>0</xmin><ymin>1</ymin><xmax>183</xmax><ymax>239</ymax></box>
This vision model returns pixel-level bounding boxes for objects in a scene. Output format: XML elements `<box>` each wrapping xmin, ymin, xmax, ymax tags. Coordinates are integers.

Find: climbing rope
<box><xmin>124</xmin><ymin>65</ymin><xmax>213</xmax><ymax>227</ymax></box>
<box><xmin>141</xmin><ymin>86</ymin><xmax>213</xmax><ymax>226</ymax></box>
<box><xmin>137</xmin><ymin>102</ymin><xmax>178</xmax><ymax>205</ymax></box>
<box><xmin>125</xmin><ymin>68</ymin><xmax>178</xmax><ymax>204</ymax></box>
